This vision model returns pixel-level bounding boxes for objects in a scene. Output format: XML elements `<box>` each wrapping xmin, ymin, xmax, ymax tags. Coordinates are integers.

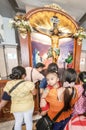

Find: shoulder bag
<box><xmin>36</xmin><ymin>108</ymin><xmax>65</xmax><ymax>130</ymax></box>
<box><xmin>36</xmin><ymin>87</ymin><xmax>74</xmax><ymax>130</ymax></box>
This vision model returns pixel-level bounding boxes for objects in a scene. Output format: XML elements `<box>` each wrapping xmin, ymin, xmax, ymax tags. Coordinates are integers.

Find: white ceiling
<box><xmin>16</xmin><ymin>0</ymin><xmax>86</xmax><ymax>22</ymax></box>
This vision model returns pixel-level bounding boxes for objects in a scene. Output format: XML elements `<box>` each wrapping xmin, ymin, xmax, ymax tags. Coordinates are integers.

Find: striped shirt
<box><xmin>64</xmin><ymin>115</ymin><xmax>86</xmax><ymax>130</ymax></box>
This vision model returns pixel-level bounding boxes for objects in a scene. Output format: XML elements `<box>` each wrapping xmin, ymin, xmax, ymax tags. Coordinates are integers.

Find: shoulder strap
<box><xmin>53</xmin><ymin>87</ymin><xmax>74</xmax><ymax>121</ymax></box>
<box><xmin>53</xmin><ymin>107</ymin><xmax>64</xmax><ymax>121</ymax></box>
<box><xmin>31</xmin><ymin>68</ymin><xmax>33</xmax><ymax>82</ymax></box>
<box><xmin>9</xmin><ymin>80</ymin><xmax>25</xmax><ymax>93</ymax></box>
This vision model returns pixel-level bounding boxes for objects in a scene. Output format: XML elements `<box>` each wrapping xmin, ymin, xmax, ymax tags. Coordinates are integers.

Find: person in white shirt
<box><xmin>25</xmin><ymin>62</ymin><xmax>45</xmax><ymax>83</ymax></box>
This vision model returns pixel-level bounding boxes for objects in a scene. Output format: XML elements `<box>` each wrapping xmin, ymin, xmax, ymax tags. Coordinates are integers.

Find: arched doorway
<box><xmin>20</xmin><ymin>7</ymin><xmax>81</xmax><ymax>72</ymax></box>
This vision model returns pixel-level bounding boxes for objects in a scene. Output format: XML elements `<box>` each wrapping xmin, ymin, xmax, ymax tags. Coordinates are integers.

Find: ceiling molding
<box><xmin>8</xmin><ymin>0</ymin><xmax>26</xmax><ymax>13</ymax></box>
<box><xmin>79</xmin><ymin>13</ymin><xmax>86</xmax><ymax>25</ymax></box>
<box><xmin>8</xmin><ymin>0</ymin><xmax>18</xmax><ymax>12</ymax></box>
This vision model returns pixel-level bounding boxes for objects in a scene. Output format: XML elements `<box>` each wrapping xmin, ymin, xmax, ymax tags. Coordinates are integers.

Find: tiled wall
<box><xmin>80</xmin><ymin>51</ymin><xmax>86</xmax><ymax>71</ymax></box>
<box><xmin>0</xmin><ymin>45</ymin><xmax>18</xmax><ymax>78</ymax></box>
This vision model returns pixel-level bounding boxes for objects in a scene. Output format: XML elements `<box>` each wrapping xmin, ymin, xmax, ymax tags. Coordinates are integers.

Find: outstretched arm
<box><xmin>33</xmin><ymin>26</ymin><xmax>51</xmax><ymax>37</ymax></box>
<box><xmin>59</xmin><ymin>33</ymin><xmax>73</xmax><ymax>39</ymax></box>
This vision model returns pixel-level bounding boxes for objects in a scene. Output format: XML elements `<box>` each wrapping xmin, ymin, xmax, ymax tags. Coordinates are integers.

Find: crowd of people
<box><xmin>0</xmin><ymin>62</ymin><xmax>86</xmax><ymax>130</ymax></box>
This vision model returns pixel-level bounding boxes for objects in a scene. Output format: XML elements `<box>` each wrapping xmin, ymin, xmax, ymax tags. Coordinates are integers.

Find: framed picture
<box><xmin>31</xmin><ymin>32</ymin><xmax>74</xmax><ymax>69</ymax></box>
<box><xmin>31</xmin><ymin>32</ymin><xmax>52</xmax><ymax>68</ymax></box>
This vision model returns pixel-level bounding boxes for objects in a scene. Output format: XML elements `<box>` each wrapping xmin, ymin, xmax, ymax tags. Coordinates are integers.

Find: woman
<box><xmin>0</xmin><ymin>66</ymin><xmax>36</xmax><ymax>130</ymax></box>
<box><xmin>73</xmin><ymin>71</ymin><xmax>86</xmax><ymax>115</ymax></box>
<box><xmin>64</xmin><ymin>71</ymin><xmax>86</xmax><ymax>130</ymax></box>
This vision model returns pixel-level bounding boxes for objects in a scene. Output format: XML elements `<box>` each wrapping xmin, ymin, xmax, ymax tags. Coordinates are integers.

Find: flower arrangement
<box><xmin>73</xmin><ymin>27</ymin><xmax>86</xmax><ymax>45</ymax></box>
<box><xmin>9</xmin><ymin>15</ymin><xmax>31</xmax><ymax>37</ymax></box>
<box><xmin>73</xmin><ymin>27</ymin><xmax>86</xmax><ymax>39</ymax></box>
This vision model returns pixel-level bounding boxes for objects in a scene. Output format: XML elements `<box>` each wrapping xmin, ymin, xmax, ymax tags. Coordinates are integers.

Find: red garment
<box><xmin>64</xmin><ymin>115</ymin><xmax>86</xmax><ymax>130</ymax></box>
<box><xmin>41</xmin><ymin>83</ymin><xmax>60</xmax><ymax>111</ymax></box>
<box><xmin>41</xmin><ymin>85</ymin><xmax>53</xmax><ymax>111</ymax></box>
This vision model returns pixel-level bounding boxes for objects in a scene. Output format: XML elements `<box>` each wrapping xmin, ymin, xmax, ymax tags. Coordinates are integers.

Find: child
<box><xmin>39</xmin><ymin>63</ymin><xmax>59</xmax><ymax>94</ymax></box>
<box><xmin>41</xmin><ymin>68</ymin><xmax>78</xmax><ymax>130</ymax></box>
<box><xmin>40</xmin><ymin>70</ymin><xmax>60</xmax><ymax>115</ymax></box>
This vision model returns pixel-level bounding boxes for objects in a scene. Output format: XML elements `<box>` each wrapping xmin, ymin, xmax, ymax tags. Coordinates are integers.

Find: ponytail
<box><xmin>82</xmin><ymin>83</ymin><xmax>86</xmax><ymax>97</ymax></box>
<box><xmin>63</xmin><ymin>87</ymin><xmax>74</xmax><ymax>111</ymax></box>
<box><xmin>79</xmin><ymin>71</ymin><xmax>86</xmax><ymax>97</ymax></box>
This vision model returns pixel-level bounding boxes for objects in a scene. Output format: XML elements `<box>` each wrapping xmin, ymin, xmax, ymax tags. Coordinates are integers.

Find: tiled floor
<box><xmin>0</xmin><ymin>120</ymin><xmax>15</xmax><ymax>130</ymax></box>
<box><xmin>0</xmin><ymin>114</ymin><xmax>41</xmax><ymax>130</ymax></box>
<box><xmin>0</xmin><ymin>120</ymin><xmax>37</xmax><ymax>130</ymax></box>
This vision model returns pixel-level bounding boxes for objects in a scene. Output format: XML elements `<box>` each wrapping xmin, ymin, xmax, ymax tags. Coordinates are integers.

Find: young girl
<box><xmin>41</xmin><ymin>68</ymin><xmax>78</xmax><ymax>130</ymax></box>
<box><xmin>73</xmin><ymin>71</ymin><xmax>86</xmax><ymax>115</ymax></box>
<box><xmin>39</xmin><ymin>63</ymin><xmax>59</xmax><ymax>94</ymax></box>
<box><xmin>40</xmin><ymin>70</ymin><xmax>60</xmax><ymax>115</ymax></box>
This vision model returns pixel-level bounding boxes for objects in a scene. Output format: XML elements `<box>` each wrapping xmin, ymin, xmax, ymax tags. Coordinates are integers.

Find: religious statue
<box><xmin>47</xmin><ymin>16</ymin><xmax>72</xmax><ymax>62</ymax></box>
<box><xmin>33</xmin><ymin>16</ymin><xmax>72</xmax><ymax>62</ymax></box>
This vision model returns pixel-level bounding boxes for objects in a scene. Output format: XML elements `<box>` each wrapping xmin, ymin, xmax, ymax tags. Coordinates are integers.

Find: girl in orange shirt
<box><xmin>40</xmin><ymin>68</ymin><xmax>78</xmax><ymax>130</ymax></box>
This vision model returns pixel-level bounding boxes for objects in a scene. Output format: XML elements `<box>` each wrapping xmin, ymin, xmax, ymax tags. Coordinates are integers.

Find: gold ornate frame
<box><xmin>20</xmin><ymin>7</ymin><xmax>81</xmax><ymax>72</ymax></box>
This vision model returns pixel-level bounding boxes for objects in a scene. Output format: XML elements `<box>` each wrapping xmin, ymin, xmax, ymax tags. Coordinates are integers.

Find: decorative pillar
<box><xmin>73</xmin><ymin>38</ymin><xmax>82</xmax><ymax>72</ymax></box>
<box><xmin>19</xmin><ymin>32</ymin><xmax>32</xmax><ymax>67</ymax></box>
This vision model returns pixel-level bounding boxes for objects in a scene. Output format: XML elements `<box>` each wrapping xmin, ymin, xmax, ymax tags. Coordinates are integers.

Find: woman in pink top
<box><xmin>73</xmin><ymin>71</ymin><xmax>86</xmax><ymax>115</ymax></box>
<box><xmin>64</xmin><ymin>71</ymin><xmax>86</xmax><ymax>130</ymax></box>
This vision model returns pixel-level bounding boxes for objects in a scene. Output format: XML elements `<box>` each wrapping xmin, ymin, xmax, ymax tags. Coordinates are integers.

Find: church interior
<box><xmin>0</xmin><ymin>0</ymin><xmax>86</xmax><ymax>130</ymax></box>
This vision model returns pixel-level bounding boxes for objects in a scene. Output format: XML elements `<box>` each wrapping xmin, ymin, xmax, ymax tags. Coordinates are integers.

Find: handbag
<box><xmin>36</xmin><ymin>114</ymin><xmax>54</xmax><ymax>130</ymax></box>
<box><xmin>36</xmin><ymin>107</ymin><xmax>65</xmax><ymax>130</ymax></box>
<box><xmin>36</xmin><ymin>87</ymin><xmax>74</xmax><ymax>130</ymax></box>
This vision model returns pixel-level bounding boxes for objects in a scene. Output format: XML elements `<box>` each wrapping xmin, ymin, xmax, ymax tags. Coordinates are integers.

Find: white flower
<box><xmin>9</xmin><ymin>15</ymin><xmax>31</xmax><ymax>33</ymax></box>
<box><xmin>9</xmin><ymin>19</ymin><xmax>15</xmax><ymax>24</ymax></box>
<box><xmin>74</xmin><ymin>27</ymin><xmax>86</xmax><ymax>39</ymax></box>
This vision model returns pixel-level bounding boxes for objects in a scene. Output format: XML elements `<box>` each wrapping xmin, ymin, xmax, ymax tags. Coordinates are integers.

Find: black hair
<box><xmin>63</xmin><ymin>87</ymin><xmax>74</xmax><ymax>111</ymax></box>
<box><xmin>63</xmin><ymin>68</ymin><xmax>77</xmax><ymax>84</ymax></box>
<box><xmin>9</xmin><ymin>66</ymin><xmax>26</xmax><ymax>79</ymax></box>
<box><xmin>79</xmin><ymin>71</ymin><xmax>86</xmax><ymax>97</ymax></box>
<box><xmin>40</xmin><ymin>69</ymin><xmax>47</xmax><ymax>76</ymax></box>
<box><xmin>62</xmin><ymin>68</ymin><xmax>77</xmax><ymax>111</ymax></box>
<box><xmin>47</xmin><ymin>63</ymin><xmax>58</xmax><ymax>72</ymax></box>
<box><xmin>46</xmin><ymin>69</ymin><xmax>59</xmax><ymax>79</ymax></box>
<box><xmin>35</xmin><ymin>62</ymin><xmax>45</xmax><ymax>68</ymax></box>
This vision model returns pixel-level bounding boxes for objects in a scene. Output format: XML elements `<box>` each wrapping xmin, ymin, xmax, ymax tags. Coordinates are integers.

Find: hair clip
<box><xmin>83</xmin><ymin>79</ymin><xmax>86</xmax><ymax>82</ymax></box>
